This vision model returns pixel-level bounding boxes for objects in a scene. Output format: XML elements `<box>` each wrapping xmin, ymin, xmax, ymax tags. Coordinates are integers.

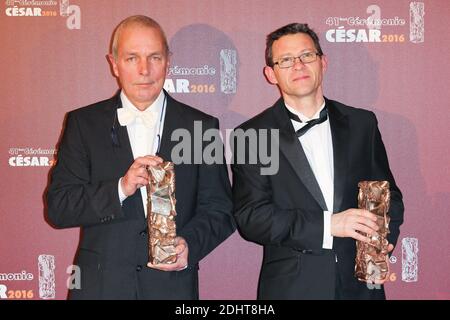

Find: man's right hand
<box><xmin>120</xmin><ymin>155</ymin><xmax>163</xmax><ymax>196</ymax></box>
<box><xmin>330</xmin><ymin>209</ymin><xmax>379</xmax><ymax>243</ymax></box>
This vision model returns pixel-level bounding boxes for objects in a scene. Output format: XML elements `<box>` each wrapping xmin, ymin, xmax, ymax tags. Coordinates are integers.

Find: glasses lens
<box><xmin>302</xmin><ymin>52</ymin><xmax>316</xmax><ymax>63</ymax></box>
<box><xmin>279</xmin><ymin>57</ymin><xmax>293</xmax><ymax>68</ymax></box>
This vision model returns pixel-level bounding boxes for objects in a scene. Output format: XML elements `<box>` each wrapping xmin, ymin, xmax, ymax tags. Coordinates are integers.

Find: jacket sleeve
<box><xmin>46</xmin><ymin>111</ymin><xmax>125</xmax><ymax>228</ymax></box>
<box><xmin>177</xmin><ymin>117</ymin><xmax>236</xmax><ymax>266</ymax></box>
<box><xmin>369</xmin><ymin>112</ymin><xmax>404</xmax><ymax>248</ymax></box>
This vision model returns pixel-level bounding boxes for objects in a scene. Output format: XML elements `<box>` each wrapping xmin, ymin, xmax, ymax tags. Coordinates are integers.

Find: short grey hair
<box><xmin>111</xmin><ymin>15</ymin><xmax>169</xmax><ymax>60</ymax></box>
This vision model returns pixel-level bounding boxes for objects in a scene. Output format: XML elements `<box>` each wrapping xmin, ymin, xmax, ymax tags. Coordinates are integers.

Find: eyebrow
<box><xmin>123</xmin><ymin>51</ymin><xmax>164</xmax><ymax>57</ymax></box>
<box><xmin>279</xmin><ymin>49</ymin><xmax>315</xmax><ymax>57</ymax></box>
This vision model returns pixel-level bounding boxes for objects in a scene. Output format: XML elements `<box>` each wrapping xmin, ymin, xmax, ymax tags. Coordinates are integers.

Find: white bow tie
<box><xmin>117</xmin><ymin>107</ymin><xmax>157</xmax><ymax>128</ymax></box>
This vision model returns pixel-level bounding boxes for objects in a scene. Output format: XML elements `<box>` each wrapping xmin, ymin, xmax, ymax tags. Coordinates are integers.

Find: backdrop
<box><xmin>1</xmin><ymin>0</ymin><xmax>449</xmax><ymax>300</ymax></box>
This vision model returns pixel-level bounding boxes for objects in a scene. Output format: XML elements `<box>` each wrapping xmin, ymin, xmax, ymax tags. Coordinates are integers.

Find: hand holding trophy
<box><xmin>355</xmin><ymin>181</ymin><xmax>391</xmax><ymax>284</ymax></box>
<box><xmin>147</xmin><ymin>161</ymin><xmax>177</xmax><ymax>265</ymax></box>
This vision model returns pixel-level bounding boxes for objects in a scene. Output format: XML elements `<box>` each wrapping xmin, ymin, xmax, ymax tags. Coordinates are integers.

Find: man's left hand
<box><xmin>147</xmin><ymin>236</ymin><xmax>189</xmax><ymax>271</ymax></box>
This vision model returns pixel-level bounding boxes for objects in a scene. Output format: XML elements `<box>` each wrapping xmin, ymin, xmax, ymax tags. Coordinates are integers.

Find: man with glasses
<box><xmin>232</xmin><ymin>23</ymin><xmax>404</xmax><ymax>299</ymax></box>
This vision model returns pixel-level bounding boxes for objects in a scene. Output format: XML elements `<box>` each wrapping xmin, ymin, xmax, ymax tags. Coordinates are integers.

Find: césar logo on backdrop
<box><xmin>8</xmin><ymin>147</ymin><xmax>57</xmax><ymax>167</ymax></box>
<box><xmin>324</xmin><ymin>2</ymin><xmax>424</xmax><ymax>44</ymax></box>
<box><xmin>164</xmin><ymin>24</ymin><xmax>238</xmax><ymax>96</ymax></box>
<box><xmin>4</xmin><ymin>0</ymin><xmax>81</xmax><ymax>30</ymax></box>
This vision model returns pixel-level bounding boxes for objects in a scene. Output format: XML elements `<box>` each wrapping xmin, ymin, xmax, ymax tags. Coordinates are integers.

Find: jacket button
<box><xmin>136</xmin><ymin>265</ymin><xmax>142</xmax><ymax>272</ymax></box>
<box><xmin>140</xmin><ymin>230</ymin><xmax>147</xmax><ymax>236</ymax></box>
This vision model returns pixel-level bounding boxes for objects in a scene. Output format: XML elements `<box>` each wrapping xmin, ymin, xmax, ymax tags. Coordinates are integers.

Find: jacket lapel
<box><xmin>109</xmin><ymin>92</ymin><xmax>145</xmax><ymax>217</ymax></box>
<box><xmin>109</xmin><ymin>93</ymin><xmax>135</xmax><ymax>171</ymax></box>
<box><xmin>272</xmin><ymin>99</ymin><xmax>328</xmax><ymax>211</ymax></box>
<box><xmin>326</xmin><ymin>98</ymin><xmax>349</xmax><ymax>213</ymax></box>
<box><xmin>157</xmin><ymin>93</ymin><xmax>184</xmax><ymax>162</ymax></box>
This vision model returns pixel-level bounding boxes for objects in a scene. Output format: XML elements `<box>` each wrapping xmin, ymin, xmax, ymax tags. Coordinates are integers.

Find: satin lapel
<box><xmin>157</xmin><ymin>94</ymin><xmax>183</xmax><ymax>162</ymax></box>
<box><xmin>110</xmin><ymin>93</ymin><xmax>144</xmax><ymax>216</ymax></box>
<box><xmin>157</xmin><ymin>94</ymin><xmax>186</xmax><ymax>215</ymax></box>
<box><xmin>110</xmin><ymin>93</ymin><xmax>134</xmax><ymax>171</ymax></box>
<box><xmin>273</xmin><ymin>99</ymin><xmax>328</xmax><ymax>211</ymax></box>
<box><xmin>326</xmin><ymin>98</ymin><xmax>349</xmax><ymax>213</ymax></box>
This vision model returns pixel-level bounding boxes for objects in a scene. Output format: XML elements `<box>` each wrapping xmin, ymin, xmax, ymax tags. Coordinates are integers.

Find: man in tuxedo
<box><xmin>231</xmin><ymin>23</ymin><xmax>404</xmax><ymax>299</ymax></box>
<box><xmin>46</xmin><ymin>15</ymin><xmax>235</xmax><ymax>299</ymax></box>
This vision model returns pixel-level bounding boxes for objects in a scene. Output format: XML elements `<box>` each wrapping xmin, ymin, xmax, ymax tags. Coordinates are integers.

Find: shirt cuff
<box><xmin>118</xmin><ymin>178</ymin><xmax>128</xmax><ymax>205</ymax></box>
<box><xmin>322</xmin><ymin>210</ymin><xmax>334</xmax><ymax>249</ymax></box>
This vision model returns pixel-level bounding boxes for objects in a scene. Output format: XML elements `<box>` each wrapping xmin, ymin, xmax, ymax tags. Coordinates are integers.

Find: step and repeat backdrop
<box><xmin>1</xmin><ymin>0</ymin><xmax>449</xmax><ymax>300</ymax></box>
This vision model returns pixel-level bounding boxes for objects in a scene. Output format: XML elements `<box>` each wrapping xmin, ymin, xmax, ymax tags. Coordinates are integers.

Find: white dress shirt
<box><xmin>285</xmin><ymin>101</ymin><xmax>334</xmax><ymax>249</ymax></box>
<box><xmin>117</xmin><ymin>90</ymin><xmax>166</xmax><ymax>217</ymax></box>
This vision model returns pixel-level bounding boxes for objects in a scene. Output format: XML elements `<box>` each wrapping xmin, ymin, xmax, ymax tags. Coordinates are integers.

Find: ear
<box><xmin>264</xmin><ymin>66</ymin><xmax>278</xmax><ymax>85</ymax></box>
<box><xmin>165</xmin><ymin>54</ymin><xmax>171</xmax><ymax>75</ymax></box>
<box><xmin>108</xmin><ymin>54</ymin><xmax>119</xmax><ymax>78</ymax></box>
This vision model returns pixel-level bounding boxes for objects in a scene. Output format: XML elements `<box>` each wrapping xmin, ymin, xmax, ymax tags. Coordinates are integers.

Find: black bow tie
<box><xmin>285</xmin><ymin>105</ymin><xmax>328</xmax><ymax>137</ymax></box>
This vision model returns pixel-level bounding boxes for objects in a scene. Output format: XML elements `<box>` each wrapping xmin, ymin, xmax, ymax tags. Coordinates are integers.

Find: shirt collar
<box><xmin>120</xmin><ymin>90</ymin><xmax>165</xmax><ymax>115</ymax></box>
<box><xmin>285</xmin><ymin>100</ymin><xmax>326</xmax><ymax>122</ymax></box>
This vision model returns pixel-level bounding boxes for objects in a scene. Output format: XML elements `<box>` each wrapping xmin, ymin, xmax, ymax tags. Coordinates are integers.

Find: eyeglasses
<box><xmin>273</xmin><ymin>52</ymin><xmax>321</xmax><ymax>69</ymax></box>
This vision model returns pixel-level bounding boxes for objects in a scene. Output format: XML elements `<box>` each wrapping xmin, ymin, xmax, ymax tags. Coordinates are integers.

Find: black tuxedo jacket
<box><xmin>231</xmin><ymin>97</ymin><xmax>404</xmax><ymax>299</ymax></box>
<box><xmin>46</xmin><ymin>92</ymin><xmax>235</xmax><ymax>299</ymax></box>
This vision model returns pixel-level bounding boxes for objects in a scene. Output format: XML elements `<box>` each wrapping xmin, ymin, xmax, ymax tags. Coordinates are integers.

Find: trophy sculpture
<box><xmin>146</xmin><ymin>161</ymin><xmax>177</xmax><ymax>265</ymax></box>
<box><xmin>355</xmin><ymin>181</ymin><xmax>390</xmax><ymax>283</ymax></box>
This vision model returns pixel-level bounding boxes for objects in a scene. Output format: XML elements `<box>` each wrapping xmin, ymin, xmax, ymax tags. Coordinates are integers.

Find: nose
<box><xmin>138</xmin><ymin>59</ymin><xmax>150</xmax><ymax>76</ymax></box>
<box><xmin>292</xmin><ymin>57</ymin><xmax>305</xmax><ymax>69</ymax></box>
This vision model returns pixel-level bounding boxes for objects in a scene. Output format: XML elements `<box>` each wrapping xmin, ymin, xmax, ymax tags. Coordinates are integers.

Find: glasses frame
<box><xmin>273</xmin><ymin>52</ymin><xmax>322</xmax><ymax>69</ymax></box>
